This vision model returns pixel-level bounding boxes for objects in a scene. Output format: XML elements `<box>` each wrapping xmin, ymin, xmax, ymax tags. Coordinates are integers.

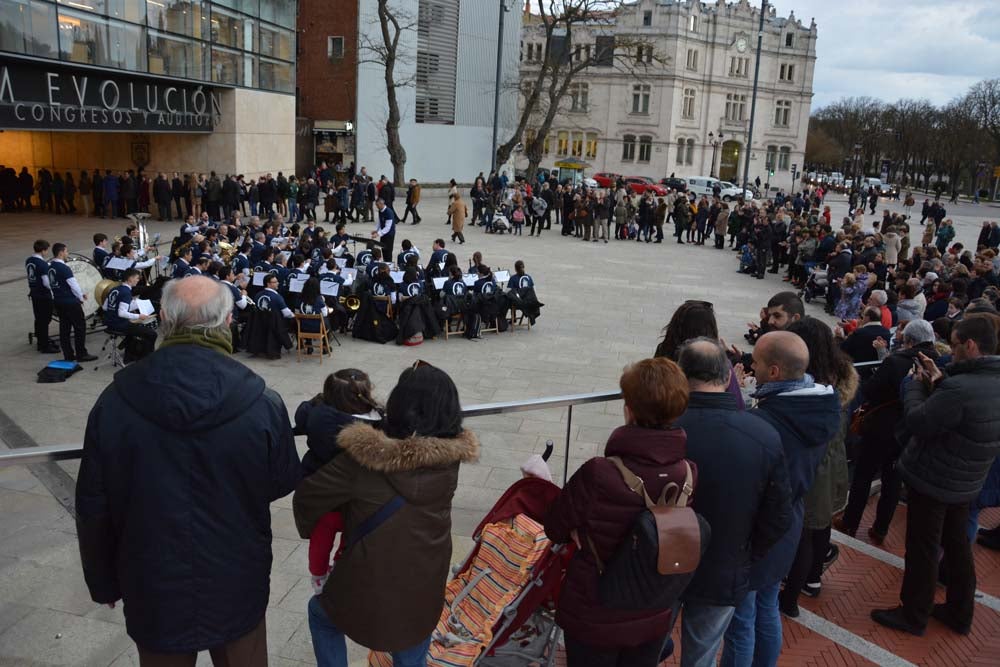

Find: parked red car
<box><xmin>592</xmin><ymin>172</ymin><xmax>619</xmax><ymax>187</ymax></box>
<box><xmin>624</xmin><ymin>176</ymin><xmax>668</xmax><ymax>196</ymax></box>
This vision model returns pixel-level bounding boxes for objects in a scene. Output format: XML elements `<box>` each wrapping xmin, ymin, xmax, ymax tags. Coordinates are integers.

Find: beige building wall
<box><xmin>0</xmin><ymin>89</ymin><xmax>295</xmax><ymax>179</ymax></box>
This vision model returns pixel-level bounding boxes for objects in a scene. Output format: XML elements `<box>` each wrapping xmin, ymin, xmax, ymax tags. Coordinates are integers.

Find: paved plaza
<box><xmin>0</xmin><ymin>191</ymin><xmax>999</xmax><ymax>665</ymax></box>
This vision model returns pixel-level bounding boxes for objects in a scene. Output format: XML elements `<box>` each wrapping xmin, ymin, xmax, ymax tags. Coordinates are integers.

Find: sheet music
<box><xmin>494</xmin><ymin>270</ymin><xmax>510</xmax><ymax>283</ymax></box>
<box><xmin>463</xmin><ymin>275</ymin><xmax>477</xmax><ymax>286</ymax></box>
<box><xmin>105</xmin><ymin>257</ymin><xmax>132</xmax><ymax>270</ymax></box>
<box><xmin>341</xmin><ymin>268</ymin><xmax>357</xmax><ymax>285</ymax></box>
<box><xmin>270</xmin><ymin>237</ymin><xmax>287</xmax><ymax>247</ymax></box>
<box><xmin>320</xmin><ymin>281</ymin><xmax>340</xmax><ymax>297</ymax></box>
<box><xmin>252</xmin><ymin>272</ymin><xmax>266</xmax><ymax>286</ymax></box>
<box><xmin>433</xmin><ymin>277</ymin><xmax>447</xmax><ymax>289</ymax></box>
<box><xmin>390</xmin><ymin>271</ymin><xmax>404</xmax><ymax>284</ymax></box>
<box><xmin>288</xmin><ymin>277</ymin><xmax>308</xmax><ymax>293</ymax></box>
<box><xmin>134</xmin><ymin>299</ymin><xmax>155</xmax><ymax>316</ymax></box>
<box><xmin>334</xmin><ymin>258</ymin><xmax>348</xmax><ymax>268</ymax></box>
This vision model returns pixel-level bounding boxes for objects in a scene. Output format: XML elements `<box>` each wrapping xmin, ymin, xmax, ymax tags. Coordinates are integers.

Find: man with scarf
<box><xmin>722</xmin><ymin>331</ymin><xmax>841</xmax><ymax>667</ymax></box>
<box><xmin>75</xmin><ymin>276</ymin><xmax>300</xmax><ymax>665</ymax></box>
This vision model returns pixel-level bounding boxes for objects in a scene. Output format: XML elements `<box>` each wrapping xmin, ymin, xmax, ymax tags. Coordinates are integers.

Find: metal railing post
<box><xmin>564</xmin><ymin>405</ymin><xmax>573</xmax><ymax>485</ymax></box>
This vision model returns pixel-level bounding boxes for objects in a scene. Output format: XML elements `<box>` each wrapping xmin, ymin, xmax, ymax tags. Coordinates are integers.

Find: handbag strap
<box><xmin>344</xmin><ymin>495</ymin><xmax>405</xmax><ymax>552</ymax></box>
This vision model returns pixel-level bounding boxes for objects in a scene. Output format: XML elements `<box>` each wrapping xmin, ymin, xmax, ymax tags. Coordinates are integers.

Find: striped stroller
<box><xmin>370</xmin><ymin>475</ymin><xmax>571</xmax><ymax>667</ymax></box>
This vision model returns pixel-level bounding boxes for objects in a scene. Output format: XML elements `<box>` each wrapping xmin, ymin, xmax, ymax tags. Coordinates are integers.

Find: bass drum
<box><xmin>66</xmin><ymin>255</ymin><xmax>105</xmax><ymax>319</ymax></box>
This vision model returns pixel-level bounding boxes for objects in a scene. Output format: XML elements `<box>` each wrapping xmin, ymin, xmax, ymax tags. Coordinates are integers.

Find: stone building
<box><xmin>517</xmin><ymin>0</ymin><xmax>816</xmax><ymax>192</ymax></box>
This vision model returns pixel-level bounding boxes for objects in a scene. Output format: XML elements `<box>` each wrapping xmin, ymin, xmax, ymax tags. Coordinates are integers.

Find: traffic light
<box><xmin>769</xmin><ymin>169</ymin><xmax>775</xmax><ymax>177</ymax></box>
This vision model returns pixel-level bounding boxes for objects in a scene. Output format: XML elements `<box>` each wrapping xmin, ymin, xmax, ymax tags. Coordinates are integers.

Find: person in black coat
<box><xmin>153</xmin><ymin>173</ymin><xmax>172</xmax><ymax>221</ymax></box>
<box><xmin>75</xmin><ymin>277</ymin><xmax>300</xmax><ymax>660</ymax></box>
<box><xmin>837</xmin><ymin>306</ymin><xmax>891</xmax><ymax>363</ymax></box>
<box><xmin>676</xmin><ymin>339</ymin><xmax>792</xmax><ymax>666</ymax></box>
<box><xmin>872</xmin><ymin>316</ymin><xmax>1000</xmax><ymax>636</ymax></box>
<box><xmin>835</xmin><ymin>320</ymin><xmax>940</xmax><ymax>543</ymax></box>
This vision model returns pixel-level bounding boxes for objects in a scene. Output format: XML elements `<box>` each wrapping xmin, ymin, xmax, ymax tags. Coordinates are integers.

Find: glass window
<box><xmin>765</xmin><ymin>145</ymin><xmax>777</xmax><ymax>171</ymax></box>
<box><xmin>210</xmin><ymin>6</ymin><xmax>253</xmax><ymax>51</ymax></box>
<box><xmin>56</xmin><ymin>0</ymin><xmax>106</xmax><ymax>14</ymax></box>
<box><xmin>58</xmin><ymin>8</ymin><xmax>110</xmax><ymax>66</ymax></box>
<box><xmin>642</xmin><ymin>10</ymin><xmax>651</xmax><ymax>27</ymax></box>
<box><xmin>682</xmin><ymin>88</ymin><xmax>695</xmax><ymax>119</ymax></box>
<box><xmin>785</xmin><ymin>32</ymin><xmax>794</xmax><ymax>47</ymax></box>
<box><xmin>569</xmin><ymin>82</ymin><xmax>588</xmax><ymax>112</ymax></box>
<box><xmin>148</xmin><ymin>30</ymin><xmax>204</xmax><ymax>79</ymax></box>
<box><xmin>571</xmin><ymin>131</ymin><xmax>583</xmax><ymax>157</ymax></box>
<box><xmin>557</xmin><ymin>131</ymin><xmax>569</xmax><ymax>156</ymax></box>
<box><xmin>632</xmin><ymin>84</ymin><xmax>650</xmax><ymax>114</ymax></box>
<box><xmin>676</xmin><ymin>139</ymin><xmax>684</xmax><ymax>165</ymax></box>
<box><xmin>147</xmin><ymin>1</ymin><xmax>204</xmax><ymax>39</ymax></box>
<box><xmin>586</xmin><ymin>133</ymin><xmax>598</xmax><ymax>159</ymax></box>
<box><xmin>774</xmin><ymin>100</ymin><xmax>791</xmax><ymax>127</ymax></box>
<box><xmin>259</xmin><ymin>57</ymin><xmax>292</xmax><ymax>92</ymax></box>
<box><xmin>109</xmin><ymin>0</ymin><xmax>145</xmax><ymax>23</ymax></box>
<box><xmin>622</xmin><ymin>134</ymin><xmax>636</xmax><ymax>161</ymax></box>
<box><xmin>1</xmin><ymin>0</ymin><xmax>59</xmax><ymax>58</ymax></box>
<box><xmin>542</xmin><ymin>134</ymin><xmax>550</xmax><ymax>155</ymax></box>
<box><xmin>211</xmin><ymin>45</ymin><xmax>242</xmax><ymax>84</ymax></box>
<box><xmin>259</xmin><ymin>22</ymin><xmax>293</xmax><ymax>60</ymax></box>
<box><xmin>638</xmin><ymin>136</ymin><xmax>652</xmax><ymax>162</ymax></box>
<box><xmin>685</xmin><ymin>138</ymin><xmax>694</xmax><ymax>165</ymax></box>
<box><xmin>686</xmin><ymin>48</ymin><xmax>698</xmax><ymax>71</ymax></box>
<box><xmin>109</xmin><ymin>18</ymin><xmax>145</xmax><ymax>70</ymax></box>
<box><xmin>778</xmin><ymin>146</ymin><xmax>791</xmax><ymax>171</ymax></box>
<box><xmin>260</xmin><ymin>0</ymin><xmax>296</xmax><ymax>28</ymax></box>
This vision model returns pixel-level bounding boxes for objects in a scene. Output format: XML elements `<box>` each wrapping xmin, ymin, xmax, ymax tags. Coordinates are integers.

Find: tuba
<box><xmin>339</xmin><ymin>295</ymin><xmax>362</xmax><ymax>312</ymax></box>
<box><xmin>218</xmin><ymin>241</ymin><xmax>237</xmax><ymax>263</ymax></box>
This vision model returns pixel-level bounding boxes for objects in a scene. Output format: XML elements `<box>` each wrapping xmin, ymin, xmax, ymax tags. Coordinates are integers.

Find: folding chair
<box><xmin>443</xmin><ymin>312</ymin><xmax>465</xmax><ymax>340</ymax></box>
<box><xmin>509</xmin><ymin>305</ymin><xmax>532</xmax><ymax>334</ymax></box>
<box><xmin>294</xmin><ymin>314</ymin><xmax>332</xmax><ymax>363</ymax></box>
<box><xmin>93</xmin><ymin>331</ymin><xmax>124</xmax><ymax>371</ymax></box>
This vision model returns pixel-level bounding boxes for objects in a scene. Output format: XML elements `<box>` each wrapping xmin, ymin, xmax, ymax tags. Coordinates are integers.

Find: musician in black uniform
<box><xmin>396</xmin><ymin>239</ymin><xmax>420</xmax><ymax>267</ymax></box>
<box><xmin>102</xmin><ymin>269</ymin><xmax>157</xmax><ymax>362</ymax></box>
<box><xmin>26</xmin><ymin>239</ymin><xmax>59</xmax><ymax>353</ymax></box>
<box><xmin>93</xmin><ymin>234</ymin><xmax>111</xmax><ymax>275</ymax></box>
<box><xmin>509</xmin><ymin>260</ymin><xmax>534</xmax><ymax>290</ymax></box>
<box><xmin>49</xmin><ymin>243</ymin><xmax>97</xmax><ymax>362</ymax></box>
<box><xmin>186</xmin><ymin>256</ymin><xmax>210</xmax><ymax>277</ymax></box>
<box><xmin>219</xmin><ymin>265</ymin><xmax>249</xmax><ymax>351</ymax></box>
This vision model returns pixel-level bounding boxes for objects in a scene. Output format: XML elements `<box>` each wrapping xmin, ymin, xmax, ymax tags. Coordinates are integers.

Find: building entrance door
<box><xmin>719</xmin><ymin>141</ymin><xmax>741</xmax><ymax>182</ymax></box>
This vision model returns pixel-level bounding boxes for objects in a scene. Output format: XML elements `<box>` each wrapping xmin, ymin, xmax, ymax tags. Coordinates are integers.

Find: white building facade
<box><xmin>516</xmin><ymin>0</ymin><xmax>816</xmax><ymax>193</ymax></box>
<box><xmin>355</xmin><ymin>0</ymin><xmax>522</xmax><ymax>184</ymax></box>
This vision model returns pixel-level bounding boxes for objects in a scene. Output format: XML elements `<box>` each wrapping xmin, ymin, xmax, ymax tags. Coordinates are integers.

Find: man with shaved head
<box><xmin>76</xmin><ymin>276</ymin><xmax>300</xmax><ymax>665</ymax></box>
<box><xmin>722</xmin><ymin>331</ymin><xmax>842</xmax><ymax>666</ymax></box>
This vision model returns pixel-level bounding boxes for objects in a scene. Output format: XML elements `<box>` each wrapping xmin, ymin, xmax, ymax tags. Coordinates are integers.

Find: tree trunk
<box><xmin>378</xmin><ymin>0</ymin><xmax>407</xmax><ymax>185</ymax></box>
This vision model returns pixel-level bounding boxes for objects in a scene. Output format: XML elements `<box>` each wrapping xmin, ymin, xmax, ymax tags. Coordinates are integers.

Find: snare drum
<box><xmin>66</xmin><ymin>255</ymin><xmax>104</xmax><ymax>319</ymax></box>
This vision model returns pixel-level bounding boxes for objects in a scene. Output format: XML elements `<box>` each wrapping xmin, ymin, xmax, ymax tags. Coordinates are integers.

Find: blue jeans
<box><xmin>681</xmin><ymin>603</ymin><xmax>736</xmax><ymax>667</ymax></box>
<box><xmin>307</xmin><ymin>596</ymin><xmax>430</xmax><ymax>667</ymax></box>
<box><xmin>720</xmin><ymin>581</ymin><xmax>782</xmax><ymax>667</ymax></box>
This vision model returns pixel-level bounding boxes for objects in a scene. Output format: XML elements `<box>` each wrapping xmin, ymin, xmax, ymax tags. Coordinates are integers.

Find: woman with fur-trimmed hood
<box><xmin>293</xmin><ymin>363</ymin><xmax>480</xmax><ymax>663</ymax></box>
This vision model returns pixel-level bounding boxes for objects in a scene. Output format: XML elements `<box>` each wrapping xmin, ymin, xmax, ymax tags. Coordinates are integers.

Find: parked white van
<box><xmin>686</xmin><ymin>176</ymin><xmax>754</xmax><ymax>201</ymax></box>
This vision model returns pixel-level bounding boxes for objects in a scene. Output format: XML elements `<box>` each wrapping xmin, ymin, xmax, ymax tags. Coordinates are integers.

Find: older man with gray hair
<box><xmin>675</xmin><ymin>337</ymin><xmax>792</xmax><ymax>667</ymax></box>
<box><xmin>76</xmin><ymin>276</ymin><xmax>300</xmax><ymax>666</ymax></box>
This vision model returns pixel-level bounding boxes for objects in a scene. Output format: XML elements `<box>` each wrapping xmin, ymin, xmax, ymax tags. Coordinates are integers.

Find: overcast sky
<box><xmin>777</xmin><ymin>0</ymin><xmax>1000</xmax><ymax>111</ymax></box>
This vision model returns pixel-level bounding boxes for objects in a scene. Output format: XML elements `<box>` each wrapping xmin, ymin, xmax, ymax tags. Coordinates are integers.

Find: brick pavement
<box><xmin>1</xmin><ymin>191</ymin><xmax>999</xmax><ymax>665</ymax></box>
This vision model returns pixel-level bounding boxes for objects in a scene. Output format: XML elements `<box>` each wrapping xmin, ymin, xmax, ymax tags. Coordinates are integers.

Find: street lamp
<box><xmin>709</xmin><ymin>130</ymin><xmax>724</xmax><ymax>178</ymax></box>
<box><xmin>852</xmin><ymin>143</ymin><xmax>862</xmax><ymax>187</ymax></box>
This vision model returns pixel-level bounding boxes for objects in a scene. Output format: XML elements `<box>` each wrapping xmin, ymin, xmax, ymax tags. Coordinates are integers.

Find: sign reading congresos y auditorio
<box><xmin>0</xmin><ymin>57</ymin><xmax>223</xmax><ymax>133</ymax></box>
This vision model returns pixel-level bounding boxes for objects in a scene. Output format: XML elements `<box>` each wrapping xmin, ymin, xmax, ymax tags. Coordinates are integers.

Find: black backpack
<box><xmin>587</xmin><ymin>457</ymin><xmax>711</xmax><ymax>610</ymax></box>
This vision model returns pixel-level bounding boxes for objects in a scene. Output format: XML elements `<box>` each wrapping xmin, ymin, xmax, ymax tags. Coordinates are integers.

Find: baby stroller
<box><xmin>801</xmin><ymin>263</ymin><xmax>829</xmax><ymax>302</ymax></box>
<box><xmin>491</xmin><ymin>214</ymin><xmax>512</xmax><ymax>234</ymax></box>
<box><xmin>370</xmin><ymin>461</ymin><xmax>571</xmax><ymax>666</ymax></box>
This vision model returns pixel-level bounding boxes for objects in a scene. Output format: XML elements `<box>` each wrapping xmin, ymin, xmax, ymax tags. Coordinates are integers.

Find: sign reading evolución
<box><xmin>0</xmin><ymin>58</ymin><xmax>224</xmax><ymax>133</ymax></box>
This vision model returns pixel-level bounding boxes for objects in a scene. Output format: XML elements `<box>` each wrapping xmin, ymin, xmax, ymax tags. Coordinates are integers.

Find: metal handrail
<box><xmin>0</xmin><ymin>390</ymin><xmax>625</xmax><ymax>483</ymax></box>
<box><xmin>0</xmin><ymin>361</ymin><xmax>885</xmax><ymax>482</ymax></box>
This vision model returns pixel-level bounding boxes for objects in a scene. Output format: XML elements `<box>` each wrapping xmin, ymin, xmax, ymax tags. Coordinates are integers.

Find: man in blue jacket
<box><xmin>76</xmin><ymin>276</ymin><xmax>300</xmax><ymax>664</ymax></box>
<box><xmin>722</xmin><ymin>331</ymin><xmax>842</xmax><ymax>667</ymax></box>
<box><xmin>676</xmin><ymin>338</ymin><xmax>793</xmax><ymax>667</ymax></box>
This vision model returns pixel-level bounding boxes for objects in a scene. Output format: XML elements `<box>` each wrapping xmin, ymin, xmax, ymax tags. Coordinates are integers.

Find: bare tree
<box><xmin>968</xmin><ymin>79</ymin><xmax>1000</xmax><ymax>164</ymax></box>
<box><xmin>499</xmin><ymin>0</ymin><xmax>665</xmax><ymax>175</ymax></box>
<box><xmin>359</xmin><ymin>0</ymin><xmax>416</xmax><ymax>185</ymax></box>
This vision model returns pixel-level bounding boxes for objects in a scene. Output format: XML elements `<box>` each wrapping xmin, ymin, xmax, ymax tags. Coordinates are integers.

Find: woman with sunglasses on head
<box><xmin>294</xmin><ymin>362</ymin><xmax>479</xmax><ymax>667</ymax></box>
<box><xmin>654</xmin><ymin>300</ymin><xmax>745</xmax><ymax>409</ymax></box>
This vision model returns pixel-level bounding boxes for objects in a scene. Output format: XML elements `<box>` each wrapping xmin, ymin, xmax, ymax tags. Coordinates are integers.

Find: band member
<box><xmin>429</xmin><ymin>239</ymin><xmax>448</xmax><ymax>267</ymax></box>
<box><xmin>186</xmin><ymin>256</ymin><xmax>210</xmax><ymax>277</ymax></box>
<box><xmin>26</xmin><ymin>239</ymin><xmax>59</xmax><ymax>353</ymax></box>
<box><xmin>356</xmin><ymin>242</ymin><xmax>375</xmax><ymax>269</ymax></box>
<box><xmin>366</xmin><ymin>248</ymin><xmax>384</xmax><ymax>280</ymax></box>
<box><xmin>219</xmin><ymin>265</ymin><xmax>249</xmax><ymax>351</ymax></box>
<box><xmin>178</xmin><ymin>215</ymin><xmax>203</xmax><ymax>245</ymax></box>
<box><xmin>509</xmin><ymin>260</ymin><xmax>534</xmax><ymax>290</ymax></box>
<box><xmin>297</xmin><ymin>277</ymin><xmax>330</xmax><ymax>338</ymax></box>
<box><xmin>401</xmin><ymin>269</ymin><xmax>424</xmax><ymax>298</ymax></box>
<box><xmin>123</xmin><ymin>244</ymin><xmax>156</xmax><ymax>272</ymax></box>
<box><xmin>48</xmin><ymin>243</ymin><xmax>97</xmax><ymax>362</ymax></box>
<box><xmin>442</xmin><ymin>265</ymin><xmax>468</xmax><ymax>298</ymax></box>
<box><xmin>102</xmin><ymin>269</ymin><xmax>157</xmax><ymax>362</ymax></box>
<box><xmin>173</xmin><ymin>246</ymin><xmax>192</xmax><ymax>278</ymax></box>
<box><xmin>373</xmin><ymin>198</ymin><xmax>396</xmax><ymax>258</ymax></box>
<box><xmin>473</xmin><ymin>263</ymin><xmax>497</xmax><ymax>295</ymax></box>
<box><xmin>396</xmin><ymin>239</ymin><xmax>420</xmax><ymax>267</ymax></box>
<box><xmin>249</xmin><ymin>232</ymin><xmax>268</xmax><ymax>265</ymax></box>
<box><xmin>233</xmin><ymin>243</ymin><xmax>252</xmax><ymax>276</ymax></box>
<box><xmin>93</xmin><ymin>234</ymin><xmax>110</xmax><ymax>274</ymax></box>
<box><xmin>370</xmin><ymin>264</ymin><xmax>397</xmax><ymax>315</ymax></box>
<box><xmin>255</xmin><ymin>274</ymin><xmax>295</xmax><ymax>319</ymax></box>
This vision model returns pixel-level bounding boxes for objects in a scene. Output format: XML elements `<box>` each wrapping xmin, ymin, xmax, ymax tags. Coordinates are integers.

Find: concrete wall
<box><xmin>355</xmin><ymin>0</ymin><xmax>522</xmax><ymax>184</ymax></box>
<box><xmin>0</xmin><ymin>89</ymin><xmax>295</xmax><ymax>179</ymax></box>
